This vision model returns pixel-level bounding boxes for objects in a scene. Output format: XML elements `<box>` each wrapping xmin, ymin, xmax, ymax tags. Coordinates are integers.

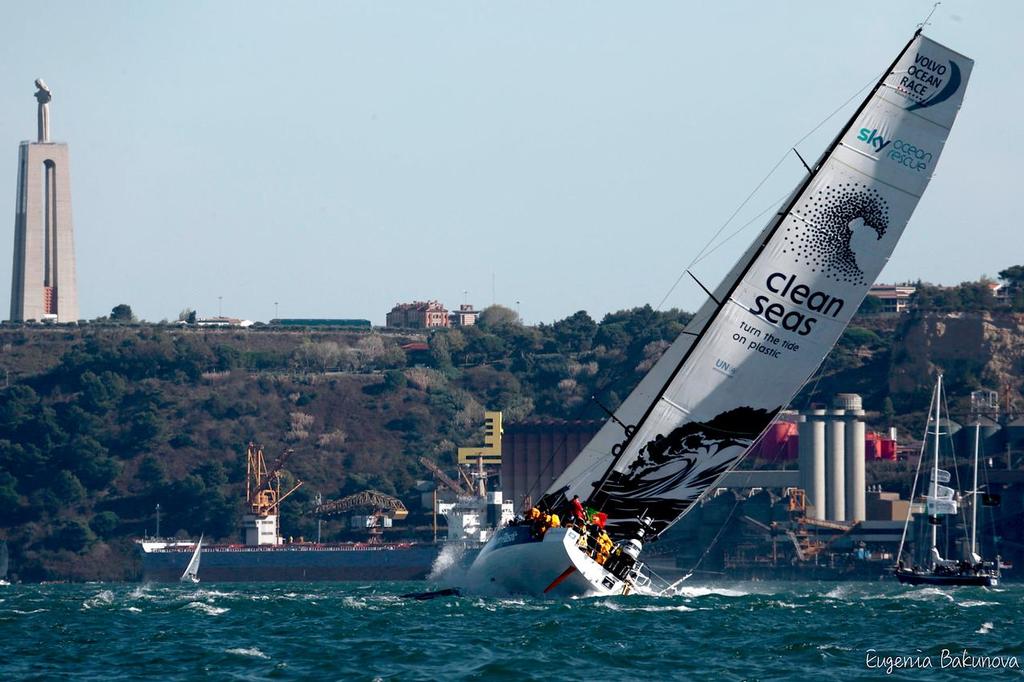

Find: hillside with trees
<box><xmin>1</xmin><ymin>266</ymin><xmax>1023</xmax><ymax>581</ymax></box>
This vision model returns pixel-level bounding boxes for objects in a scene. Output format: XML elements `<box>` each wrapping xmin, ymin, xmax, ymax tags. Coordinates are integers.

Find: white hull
<box><xmin>465</xmin><ymin>526</ymin><xmax>632</xmax><ymax>598</ymax></box>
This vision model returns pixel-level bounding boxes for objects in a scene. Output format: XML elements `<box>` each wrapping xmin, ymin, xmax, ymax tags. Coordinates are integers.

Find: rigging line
<box><xmin>655</xmin><ymin>71</ymin><xmax>880</xmax><ymax>312</ymax></box>
<box><xmin>689</xmin><ymin>192</ymin><xmax>789</xmax><ymax>268</ymax></box>
<box><xmin>940</xmin><ymin>384</ymin><xmax>972</xmax><ymax>547</ymax></box>
<box><xmin>896</xmin><ymin>384</ymin><xmax>937</xmax><ymax>564</ymax></box>
<box><xmin>918</xmin><ymin>1</ymin><xmax>941</xmax><ymax>30</ymax></box>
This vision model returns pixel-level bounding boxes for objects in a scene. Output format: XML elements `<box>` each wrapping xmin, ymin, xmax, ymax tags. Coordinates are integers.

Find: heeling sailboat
<box><xmin>180</xmin><ymin>534</ymin><xmax>203</xmax><ymax>584</ymax></box>
<box><xmin>466</xmin><ymin>30</ymin><xmax>974</xmax><ymax>597</ymax></box>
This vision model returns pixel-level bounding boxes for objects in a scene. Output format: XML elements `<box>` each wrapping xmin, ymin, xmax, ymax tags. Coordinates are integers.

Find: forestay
<box><xmin>546</xmin><ymin>33</ymin><xmax>974</xmax><ymax>539</ymax></box>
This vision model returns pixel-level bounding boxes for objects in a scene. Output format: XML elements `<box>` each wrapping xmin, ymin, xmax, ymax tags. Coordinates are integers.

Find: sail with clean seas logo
<box><xmin>542</xmin><ymin>31</ymin><xmax>974</xmax><ymax>541</ymax></box>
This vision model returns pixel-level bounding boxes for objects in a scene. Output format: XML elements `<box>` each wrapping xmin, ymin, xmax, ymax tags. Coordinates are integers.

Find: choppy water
<box><xmin>1</xmin><ymin>580</ymin><xmax>1022</xmax><ymax>680</ymax></box>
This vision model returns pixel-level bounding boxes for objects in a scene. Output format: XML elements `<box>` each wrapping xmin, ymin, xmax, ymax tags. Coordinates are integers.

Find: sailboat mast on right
<box><xmin>894</xmin><ymin>376</ymin><xmax>1002</xmax><ymax>587</ymax></box>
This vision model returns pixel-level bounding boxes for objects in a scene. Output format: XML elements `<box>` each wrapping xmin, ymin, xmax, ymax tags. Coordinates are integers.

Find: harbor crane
<box><xmin>246</xmin><ymin>442</ymin><xmax>303</xmax><ymax>517</ymax></box>
<box><xmin>312</xmin><ymin>490</ymin><xmax>408</xmax><ymax>543</ymax></box>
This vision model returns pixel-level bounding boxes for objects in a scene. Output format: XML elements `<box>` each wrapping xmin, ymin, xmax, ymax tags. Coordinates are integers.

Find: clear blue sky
<box><xmin>0</xmin><ymin>1</ymin><xmax>1018</xmax><ymax>324</ymax></box>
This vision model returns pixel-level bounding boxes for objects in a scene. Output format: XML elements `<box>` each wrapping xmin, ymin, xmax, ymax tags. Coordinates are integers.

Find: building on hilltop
<box><xmin>387</xmin><ymin>301</ymin><xmax>479</xmax><ymax>329</ymax></box>
<box><xmin>449</xmin><ymin>304</ymin><xmax>478</xmax><ymax>327</ymax></box>
<box><xmin>866</xmin><ymin>284</ymin><xmax>916</xmax><ymax>313</ymax></box>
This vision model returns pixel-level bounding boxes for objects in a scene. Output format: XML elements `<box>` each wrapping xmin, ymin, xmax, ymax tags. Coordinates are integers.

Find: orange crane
<box><xmin>246</xmin><ymin>442</ymin><xmax>303</xmax><ymax>517</ymax></box>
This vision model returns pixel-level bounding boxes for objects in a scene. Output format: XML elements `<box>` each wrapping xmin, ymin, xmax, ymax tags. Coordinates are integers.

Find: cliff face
<box><xmin>889</xmin><ymin>311</ymin><xmax>1024</xmax><ymax>407</ymax></box>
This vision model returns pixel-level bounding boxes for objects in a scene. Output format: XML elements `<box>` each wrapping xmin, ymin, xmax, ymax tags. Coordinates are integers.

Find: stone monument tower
<box><xmin>9</xmin><ymin>78</ymin><xmax>78</xmax><ymax>322</ymax></box>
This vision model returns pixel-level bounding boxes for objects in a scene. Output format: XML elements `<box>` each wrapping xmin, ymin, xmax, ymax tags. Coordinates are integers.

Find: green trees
<box><xmin>110</xmin><ymin>304</ymin><xmax>135</xmax><ymax>322</ymax></box>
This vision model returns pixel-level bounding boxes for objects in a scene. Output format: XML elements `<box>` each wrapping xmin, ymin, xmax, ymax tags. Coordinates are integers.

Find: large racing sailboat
<box><xmin>466</xmin><ymin>30</ymin><xmax>974</xmax><ymax>597</ymax></box>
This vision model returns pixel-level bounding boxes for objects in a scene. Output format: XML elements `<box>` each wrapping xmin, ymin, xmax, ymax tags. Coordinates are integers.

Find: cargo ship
<box><xmin>140</xmin><ymin>442</ymin><xmax>513</xmax><ymax>582</ymax></box>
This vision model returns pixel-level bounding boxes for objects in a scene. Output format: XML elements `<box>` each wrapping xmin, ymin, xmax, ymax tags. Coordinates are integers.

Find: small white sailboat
<box><xmin>467</xmin><ymin>29</ymin><xmax>974</xmax><ymax>597</ymax></box>
<box><xmin>180</xmin><ymin>534</ymin><xmax>203</xmax><ymax>584</ymax></box>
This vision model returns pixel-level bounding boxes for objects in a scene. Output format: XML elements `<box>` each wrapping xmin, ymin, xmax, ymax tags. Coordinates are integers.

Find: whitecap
<box><xmin>82</xmin><ymin>590</ymin><xmax>115</xmax><ymax>609</ymax></box>
<box><xmin>823</xmin><ymin>585</ymin><xmax>849</xmax><ymax>600</ymax></box>
<box><xmin>125</xmin><ymin>606</ymin><xmax>142</xmax><ymax>613</ymax></box>
<box><xmin>186</xmin><ymin>601</ymin><xmax>228</xmax><ymax>615</ymax></box>
<box><xmin>12</xmin><ymin>608</ymin><xmax>47</xmax><ymax>614</ymax></box>
<box><xmin>604</xmin><ymin>602</ymin><xmax>695</xmax><ymax>613</ymax></box>
<box><xmin>225</xmin><ymin>647</ymin><xmax>269</xmax><ymax>659</ymax></box>
<box><xmin>976</xmin><ymin>621</ymin><xmax>994</xmax><ymax>634</ymax></box>
<box><xmin>959</xmin><ymin>599</ymin><xmax>995</xmax><ymax>608</ymax></box>
<box><xmin>673</xmin><ymin>586</ymin><xmax>748</xmax><ymax>598</ymax></box>
<box><xmin>901</xmin><ymin>587</ymin><xmax>955</xmax><ymax>603</ymax></box>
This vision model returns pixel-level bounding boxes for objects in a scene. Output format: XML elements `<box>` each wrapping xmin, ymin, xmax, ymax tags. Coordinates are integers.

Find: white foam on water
<box><xmin>900</xmin><ymin>587</ymin><xmax>955</xmax><ymax>603</ymax></box>
<box><xmin>673</xmin><ymin>586</ymin><xmax>749</xmax><ymax>598</ymax></box>
<box><xmin>824</xmin><ymin>585</ymin><xmax>850</xmax><ymax>600</ymax></box>
<box><xmin>976</xmin><ymin>621</ymin><xmax>994</xmax><ymax>634</ymax></box>
<box><xmin>186</xmin><ymin>601</ymin><xmax>228</xmax><ymax>615</ymax></box>
<box><xmin>959</xmin><ymin>599</ymin><xmax>995</xmax><ymax>608</ymax></box>
<box><xmin>82</xmin><ymin>590</ymin><xmax>115</xmax><ymax>609</ymax></box>
<box><xmin>428</xmin><ymin>543</ymin><xmax>472</xmax><ymax>584</ymax></box>
<box><xmin>12</xmin><ymin>608</ymin><xmax>47</xmax><ymax>614</ymax></box>
<box><xmin>225</xmin><ymin>647</ymin><xmax>269</xmax><ymax>659</ymax></box>
<box><xmin>342</xmin><ymin>596</ymin><xmax>370</xmax><ymax>609</ymax></box>
<box><xmin>603</xmin><ymin>601</ymin><xmax>694</xmax><ymax>613</ymax></box>
<box><xmin>125</xmin><ymin>606</ymin><xmax>142</xmax><ymax>613</ymax></box>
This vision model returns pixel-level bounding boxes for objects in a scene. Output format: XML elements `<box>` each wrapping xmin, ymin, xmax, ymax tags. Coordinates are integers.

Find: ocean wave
<box><xmin>225</xmin><ymin>647</ymin><xmax>269</xmax><ymax>659</ymax></box>
<box><xmin>673</xmin><ymin>586</ymin><xmax>749</xmax><ymax>598</ymax></box>
<box><xmin>82</xmin><ymin>590</ymin><xmax>115</xmax><ymax>609</ymax></box>
<box><xmin>899</xmin><ymin>587</ymin><xmax>955</xmax><ymax>602</ymax></box>
<box><xmin>185</xmin><ymin>601</ymin><xmax>228</xmax><ymax>615</ymax></box>
<box><xmin>12</xmin><ymin>608</ymin><xmax>47</xmax><ymax>614</ymax></box>
<box><xmin>959</xmin><ymin>599</ymin><xmax>996</xmax><ymax>608</ymax></box>
<box><xmin>603</xmin><ymin>601</ymin><xmax>695</xmax><ymax>613</ymax></box>
<box><xmin>976</xmin><ymin>621</ymin><xmax>994</xmax><ymax>634</ymax></box>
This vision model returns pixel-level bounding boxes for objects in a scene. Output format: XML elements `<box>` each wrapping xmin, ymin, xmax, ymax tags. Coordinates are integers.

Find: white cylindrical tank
<box><xmin>844</xmin><ymin>397</ymin><xmax>866</xmax><ymax>522</ymax></box>
<box><xmin>798</xmin><ymin>409</ymin><xmax>827</xmax><ymax>519</ymax></box>
<box><xmin>826</xmin><ymin>409</ymin><xmax>846</xmax><ymax>521</ymax></box>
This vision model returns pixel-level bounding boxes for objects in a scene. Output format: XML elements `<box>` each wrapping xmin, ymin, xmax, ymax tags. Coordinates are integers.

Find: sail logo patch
<box><xmin>899</xmin><ymin>53</ymin><xmax>962</xmax><ymax>111</ymax></box>
<box><xmin>857</xmin><ymin>128</ymin><xmax>891</xmax><ymax>152</ymax></box>
<box><xmin>749</xmin><ymin>272</ymin><xmax>845</xmax><ymax>336</ymax></box>
<box><xmin>785</xmin><ymin>184</ymin><xmax>890</xmax><ymax>286</ymax></box>
<box><xmin>856</xmin><ymin>129</ymin><xmax>933</xmax><ymax>172</ymax></box>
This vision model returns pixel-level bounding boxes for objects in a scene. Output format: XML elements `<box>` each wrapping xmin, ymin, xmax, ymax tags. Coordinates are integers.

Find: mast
<box><xmin>587</xmin><ymin>30</ymin><xmax>923</xmax><ymax>512</ymax></box>
<box><xmin>971</xmin><ymin>415</ymin><xmax>980</xmax><ymax>559</ymax></box>
<box><xmin>931</xmin><ymin>375</ymin><xmax>942</xmax><ymax>565</ymax></box>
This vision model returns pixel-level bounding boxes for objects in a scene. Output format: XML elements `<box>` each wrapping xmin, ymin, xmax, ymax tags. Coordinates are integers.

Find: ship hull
<box><xmin>141</xmin><ymin>543</ymin><xmax>445</xmax><ymax>583</ymax></box>
<box><xmin>465</xmin><ymin>526</ymin><xmax>628</xmax><ymax>597</ymax></box>
<box><xmin>894</xmin><ymin>568</ymin><xmax>999</xmax><ymax>588</ymax></box>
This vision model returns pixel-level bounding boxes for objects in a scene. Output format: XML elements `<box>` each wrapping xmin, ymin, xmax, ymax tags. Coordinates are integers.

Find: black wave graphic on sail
<box><xmin>590</xmin><ymin>406</ymin><xmax>780</xmax><ymax>539</ymax></box>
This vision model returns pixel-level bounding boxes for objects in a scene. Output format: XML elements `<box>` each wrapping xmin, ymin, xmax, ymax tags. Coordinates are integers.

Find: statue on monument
<box><xmin>34</xmin><ymin>78</ymin><xmax>51</xmax><ymax>143</ymax></box>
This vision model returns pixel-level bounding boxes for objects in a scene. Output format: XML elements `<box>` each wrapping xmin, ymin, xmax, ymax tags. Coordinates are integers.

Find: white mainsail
<box><xmin>547</xmin><ymin>32</ymin><xmax>974</xmax><ymax>539</ymax></box>
<box><xmin>180</xmin><ymin>534</ymin><xmax>203</xmax><ymax>583</ymax></box>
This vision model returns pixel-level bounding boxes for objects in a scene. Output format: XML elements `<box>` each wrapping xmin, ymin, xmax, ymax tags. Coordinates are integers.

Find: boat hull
<box><xmin>465</xmin><ymin>526</ymin><xmax>629</xmax><ymax>598</ymax></box>
<box><xmin>894</xmin><ymin>568</ymin><xmax>999</xmax><ymax>588</ymax></box>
